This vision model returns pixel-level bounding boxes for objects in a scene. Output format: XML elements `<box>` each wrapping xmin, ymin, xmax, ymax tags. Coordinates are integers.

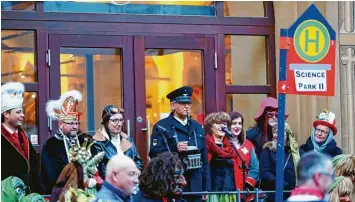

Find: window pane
<box><xmin>60</xmin><ymin>48</ymin><xmax>122</xmax><ymax>133</ymax></box>
<box><xmin>224</xmin><ymin>1</ymin><xmax>265</xmax><ymax>17</ymax></box>
<box><xmin>44</xmin><ymin>1</ymin><xmax>215</xmax><ymax>16</ymax></box>
<box><xmin>1</xmin><ymin>1</ymin><xmax>35</xmax><ymax>11</ymax></box>
<box><xmin>23</xmin><ymin>92</ymin><xmax>39</xmax><ymax>145</ymax></box>
<box><xmin>226</xmin><ymin>94</ymin><xmax>267</xmax><ymax>129</ymax></box>
<box><xmin>225</xmin><ymin>35</ymin><xmax>267</xmax><ymax>85</ymax></box>
<box><xmin>145</xmin><ymin>49</ymin><xmax>204</xmax><ymax>129</ymax></box>
<box><xmin>1</xmin><ymin>30</ymin><xmax>36</xmax><ymax>83</ymax></box>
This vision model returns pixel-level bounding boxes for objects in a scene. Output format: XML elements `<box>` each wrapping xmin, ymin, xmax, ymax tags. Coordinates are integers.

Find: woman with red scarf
<box><xmin>204</xmin><ymin>112</ymin><xmax>259</xmax><ymax>202</ymax></box>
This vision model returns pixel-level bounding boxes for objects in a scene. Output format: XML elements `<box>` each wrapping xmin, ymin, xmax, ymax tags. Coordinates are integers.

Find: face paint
<box><xmin>173</xmin><ymin>168</ymin><xmax>186</xmax><ymax>195</ymax></box>
<box><xmin>267</xmin><ymin>111</ymin><xmax>278</xmax><ymax>127</ymax></box>
<box><xmin>11</xmin><ymin>177</ymin><xmax>27</xmax><ymax>200</ymax></box>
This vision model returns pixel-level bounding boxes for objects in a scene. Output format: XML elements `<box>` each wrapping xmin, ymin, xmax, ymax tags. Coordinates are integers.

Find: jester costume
<box><xmin>1</xmin><ymin>82</ymin><xmax>43</xmax><ymax>194</ymax></box>
<box><xmin>50</xmin><ymin>138</ymin><xmax>105</xmax><ymax>202</ymax></box>
<box><xmin>41</xmin><ymin>90</ymin><xmax>83</xmax><ymax>193</ymax></box>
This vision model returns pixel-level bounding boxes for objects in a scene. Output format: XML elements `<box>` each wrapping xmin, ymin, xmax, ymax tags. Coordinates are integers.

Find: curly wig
<box><xmin>203</xmin><ymin>112</ymin><xmax>231</xmax><ymax>135</ymax></box>
<box><xmin>139</xmin><ymin>152</ymin><xmax>183</xmax><ymax>198</ymax></box>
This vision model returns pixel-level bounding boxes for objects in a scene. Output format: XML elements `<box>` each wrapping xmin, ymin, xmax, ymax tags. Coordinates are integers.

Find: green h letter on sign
<box><xmin>305</xmin><ymin>29</ymin><xmax>319</xmax><ymax>52</ymax></box>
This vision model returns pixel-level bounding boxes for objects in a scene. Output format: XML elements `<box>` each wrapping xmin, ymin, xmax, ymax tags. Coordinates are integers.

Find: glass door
<box><xmin>134</xmin><ymin>36</ymin><xmax>216</xmax><ymax>164</ymax></box>
<box><xmin>48</xmin><ymin>35</ymin><xmax>135</xmax><ymax>138</ymax></box>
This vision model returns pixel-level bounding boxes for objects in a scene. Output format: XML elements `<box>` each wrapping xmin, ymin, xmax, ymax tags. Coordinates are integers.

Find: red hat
<box><xmin>313</xmin><ymin>109</ymin><xmax>337</xmax><ymax>135</ymax></box>
<box><xmin>254</xmin><ymin>97</ymin><xmax>289</xmax><ymax>121</ymax></box>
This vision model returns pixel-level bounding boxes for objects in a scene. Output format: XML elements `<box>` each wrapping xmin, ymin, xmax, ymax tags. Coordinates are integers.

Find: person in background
<box><xmin>246</xmin><ymin>97</ymin><xmax>289</xmax><ymax>159</ymax></box>
<box><xmin>204</xmin><ymin>112</ymin><xmax>259</xmax><ymax>202</ymax></box>
<box><xmin>287</xmin><ymin>151</ymin><xmax>334</xmax><ymax>202</ymax></box>
<box><xmin>260</xmin><ymin>123</ymin><xmax>300</xmax><ymax>201</ymax></box>
<box><xmin>94</xmin><ymin>154</ymin><xmax>140</xmax><ymax>202</ymax></box>
<box><xmin>149</xmin><ymin>86</ymin><xmax>210</xmax><ymax>202</ymax></box>
<box><xmin>300</xmin><ymin>109</ymin><xmax>342</xmax><ymax>158</ymax></box>
<box><xmin>91</xmin><ymin>105</ymin><xmax>143</xmax><ymax>178</ymax></box>
<box><xmin>332</xmin><ymin>154</ymin><xmax>355</xmax><ymax>184</ymax></box>
<box><xmin>1</xmin><ymin>82</ymin><xmax>44</xmax><ymax>194</ymax></box>
<box><xmin>133</xmin><ymin>152</ymin><xmax>187</xmax><ymax>202</ymax></box>
<box><xmin>328</xmin><ymin>176</ymin><xmax>353</xmax><ymax>202</ymax></box>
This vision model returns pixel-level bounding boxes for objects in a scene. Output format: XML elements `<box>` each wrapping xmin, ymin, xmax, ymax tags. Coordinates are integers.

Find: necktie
<box><xmin>13</xmin><ymin>132</ymin><xmax>19</xmax><ymax>142</ymax></box>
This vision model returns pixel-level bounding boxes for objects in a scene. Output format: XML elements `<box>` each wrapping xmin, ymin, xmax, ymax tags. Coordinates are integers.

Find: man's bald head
<box><xmin>105</xmin><ymin>154</ymin><xmax>139</xmax><ymax>196</ymax></box>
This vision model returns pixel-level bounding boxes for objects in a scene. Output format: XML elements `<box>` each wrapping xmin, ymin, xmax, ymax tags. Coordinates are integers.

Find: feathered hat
<box><xmin>313</xmin><ymin>109</ymin><xmax>337</xmax><ymax>135</ymax></box>
<box><xmin>1</xmin><ymin>82</ymin><xmax>25</xmax><ymax>114</ymax></box>
<box><xmin>46</xmin><ymin>90</ymin><xmax>82</xmax><ymax>121</ymax></box>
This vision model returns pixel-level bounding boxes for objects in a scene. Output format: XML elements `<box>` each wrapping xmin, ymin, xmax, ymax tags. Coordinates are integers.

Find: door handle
<box><xmin>141</xmin><ymin>119</ymin><xmax>151</xmax><ymax>151</ymax></box>
<box><xmin>48</xmin><ymin>117</ymin><xmax>52</xmax><ymax>131</ymax></box>
<box><xmin>127</xmin><ymin>119</ymin><xmax>130</xmax><ymax>137</ymax></box>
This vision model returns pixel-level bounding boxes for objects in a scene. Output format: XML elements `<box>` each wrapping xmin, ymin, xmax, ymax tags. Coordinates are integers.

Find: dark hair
<box><xmin>139</xmin><ymin>152</ymin><xmax>183</xmax><ymax>198</ymax></box>
<box><xmin>101</xmin><ymin>105</ymin><xmax>124</xmax><ymax>139</ymax></box>
<box><xmin>1</xmin><ymin>109</ymin><xmax>12</xmax><ymax>123</ymax></box>
<box><xmin>250</xmin><ymin>107</ymin><xmax>274</xmax><ymax>146</ymax></box>
<box><xmin>228</xmin><ymin>111</ymin><xmax>245</xmax><ymax>144</ymax></box>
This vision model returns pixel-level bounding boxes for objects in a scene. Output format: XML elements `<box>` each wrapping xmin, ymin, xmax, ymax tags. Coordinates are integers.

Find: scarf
<box><xmin>206</xmin><ymin>134</ymin><xmax>236</xmax><ymax>159</ymax></box>
<box><xmin>311</xmin><ymin>128</ymin><xmax>334</xmax><ymax>153</ymax></box>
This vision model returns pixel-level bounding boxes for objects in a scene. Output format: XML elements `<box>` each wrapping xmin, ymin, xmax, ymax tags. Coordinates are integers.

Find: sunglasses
<box><xmin>267</xmin><ymin>111</ymin><xmax>278</xmax><ymax>118</ymax></box>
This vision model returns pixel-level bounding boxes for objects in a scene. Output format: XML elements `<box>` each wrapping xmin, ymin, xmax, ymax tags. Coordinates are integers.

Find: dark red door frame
<box><xmin>47</xmin><ymin>34</ymin><xmax>136</xmax><ymax>141</ymax></box>
<box><xmin>134</xmin><ymin>36</ymin><xmax>216</xmax><ymax>165</ymax></box>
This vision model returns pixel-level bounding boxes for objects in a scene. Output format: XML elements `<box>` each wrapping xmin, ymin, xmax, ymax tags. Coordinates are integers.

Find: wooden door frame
<box><xmin>47</xmin><ymin>34</ymin><xmax>136</xmax><ymax>140</ymax></box>
<box><xmin>134</xmin><ymin>36</ymin><xmax>216</xmax><ymax>166</ymax></box>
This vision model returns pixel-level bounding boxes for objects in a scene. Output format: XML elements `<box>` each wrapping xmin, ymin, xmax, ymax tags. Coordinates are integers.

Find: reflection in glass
<box><xmin>1</xmin><ymin>1</ymin><xmax>35</xmax><ymax>11</ymax></box>
<box><xmin>23</xmin><ymin>92</ymin><xmax>38</xmax><ymax>145</ymax></box>
<box><xmin>1</xmin><ymin>30</ymin><xmax>36</xmax><ymax>83</ymax></box>
<box><xmin>145</xmin><ymin>49</ymin><xmax>204</xmax><ymax>131</ymax></box>
<box><xmin>225</xmin><ymin>35</ymin><xmax>267</xmax><ymax>85</ymax></box>
<box><xmin>60</xmin><ymin>48</ymin><xmax>122</xmax><ymax>133</ymax></box>
<box><xmin>226</xmin><ymin>94</ymin><xmax>267</xmax><ymax>129</ymax></box>
<box><xmin>224</xmin><ymin>1</ymin><xmax>265</xmax><ymax>17</ymax></box>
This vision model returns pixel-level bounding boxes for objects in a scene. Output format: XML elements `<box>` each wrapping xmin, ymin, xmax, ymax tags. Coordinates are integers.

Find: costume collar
<box><xmin>2</xmin><ymin>123</ymin><xmax>18</xmax><ymax>134</ymax></box>
<box><xmin>103</xmin><ymin>181</ymin><xmax>130</xmax><ymax>201</ymax></box>
<box><xmin>290</xmin><ymin>186</ymin><xmax>324</xmax><ymax>199</ymax></box>
<box><xmin>173</xmin><ymin>116</ymin><xmax>187</xmax><ymax>126</ymax></box>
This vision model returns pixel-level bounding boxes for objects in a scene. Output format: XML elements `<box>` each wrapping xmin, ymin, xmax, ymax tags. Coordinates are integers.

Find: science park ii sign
<box><xmin>275</xmin><ymin>4</ymin><xmax>336</xmax><ymax>202</ymax></box>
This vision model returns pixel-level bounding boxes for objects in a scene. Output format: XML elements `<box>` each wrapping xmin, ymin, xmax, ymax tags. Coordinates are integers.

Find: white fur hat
<box><xmin>1</xmin><ymin>82</ymin><xmax>25</xmax><ymax>114</ymax></box>
<box><xmin>46</xmin><ymin>90</ymin><xmax>82</xmax><ymax>121</ymax></box>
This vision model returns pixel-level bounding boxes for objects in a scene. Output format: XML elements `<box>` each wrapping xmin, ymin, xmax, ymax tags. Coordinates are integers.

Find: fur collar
<box><xmin>263</xmin><ymin>141</ymin><xmax>277</xmax><ymax>151</ymax></box>
<box><xmin>93</xmin><ymin>128</ymin><xmax>132</xmax><ymax>153</ymax></box>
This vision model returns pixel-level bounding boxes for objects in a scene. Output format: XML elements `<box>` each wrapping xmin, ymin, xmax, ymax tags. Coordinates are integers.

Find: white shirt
<box><xmin>101</xmin><ymin>128</ymin><xmax>124</xmax><ymax>156</ymax></box>
<box><xmin>174</xmin><ymin>116</ymin><xmax>188</xmax><ymax>126</ymax></box>
<box><xmin>2</xmin><ymin>123</ymin><xmax>18</xmax><ymax>134</ymax></box>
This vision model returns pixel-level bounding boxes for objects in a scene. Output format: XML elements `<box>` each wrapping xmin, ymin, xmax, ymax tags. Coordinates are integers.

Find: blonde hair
<box><xmin>329</xmin><ymin>177</ymin><xmax>353</xmax><ymax>202</ymax></box>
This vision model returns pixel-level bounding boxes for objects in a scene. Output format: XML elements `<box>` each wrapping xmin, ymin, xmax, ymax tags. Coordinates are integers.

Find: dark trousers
<box><xmin>182</xmin><ymin>196</ymin><xmax>203</xmax><ymax>202</ymax></box>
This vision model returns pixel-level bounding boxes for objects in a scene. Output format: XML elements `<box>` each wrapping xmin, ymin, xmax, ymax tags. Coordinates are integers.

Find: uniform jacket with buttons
<box><xmin>149</xmin><ymin>113</ymin><xmax>211</xmax><ymax>193</ymax></box>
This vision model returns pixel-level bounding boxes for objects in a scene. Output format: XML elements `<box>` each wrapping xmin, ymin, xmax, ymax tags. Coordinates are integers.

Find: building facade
<box><xmin>1</xmin><ymin>1</ymin><xmax>354</xmax><ymax>165</ymax></box>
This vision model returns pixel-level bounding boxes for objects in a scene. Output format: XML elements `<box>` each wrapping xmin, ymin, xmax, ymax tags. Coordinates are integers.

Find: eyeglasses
<box><xmin>63</xmin><ymin>122</ymin><xmax>80</xmax><ymax>126</ymax></box>
<box><xmin>267</xmin><ymin>111</ymin><xmax>278</xmax><ymax>118</ymax></box>
<box><xmin>110</xmin><ymin>118</ymin><xmax>124</xmax><ymax>123</ymax></box>
<box><xmin>315</xmin><ymin>128</ymin><xmax>329</xmax><ymax>135</ymax></box>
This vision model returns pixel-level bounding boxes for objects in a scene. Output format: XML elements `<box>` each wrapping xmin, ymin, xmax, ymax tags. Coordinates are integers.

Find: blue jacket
<box><xmin>94</xmin><ymin>181</ymin><xmax>132</xmax><ymax>202</ymax></box>
<box><xmin>149</xmin><ymin>113</ymin><xmax>211</xmax><ymax>194</ymax></box>
<box><xmin>300</xmin><ymin>137</ymin><xmax>342</xmax><ymax>158</ymax></box>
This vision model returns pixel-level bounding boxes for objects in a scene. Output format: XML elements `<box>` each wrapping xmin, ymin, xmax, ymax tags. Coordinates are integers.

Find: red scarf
<box><xmin>206</xmin><ymin>134</ymin><xmax>237</xmax><ymax>160</ymax></box>
<box><xmin>1</xmin><ymin>124</ymin><xmax>29</xmax><ymax>161</ymax></box>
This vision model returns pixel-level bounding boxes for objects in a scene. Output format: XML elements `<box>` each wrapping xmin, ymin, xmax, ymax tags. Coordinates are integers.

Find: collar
<box><xmin>2</xmin><ymin>123</ymin><xmax>18</xmax><ymax>134</ymax></box>
<box><xmin>174</xmin><ymin>116</ymin><xmax>187</xmax><ymax>126</ymax></box>
<box><xmin>290</xmin><ymin>186</ymin><xmax>324</xmax><ymax>199</ymax></box>
<box><xmin>103</xmin><ymin>181</ymin><xmax>130</xmax><ymax>200</ymax></box>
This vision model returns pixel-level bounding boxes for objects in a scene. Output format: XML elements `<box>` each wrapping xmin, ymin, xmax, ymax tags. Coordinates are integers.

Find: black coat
<box><xmin>259</xmin><ymin>143</ymin><xmax>297</xmax><ymax>202</ymax></box>
<box><xmin>91</xmin><ymin>136</ymin><xmax>143</xmax><ymax>178</ymax></box>
<box><xmin>300</xmin><ymin>137</ymin><xmax>342</xmax><ymax>158</ymax></box>
<box><xmin>149</xmin><ymin>114</ymin><xmax>211</xmax><ymax>199</ymax></box>
<box><xmin>246</xmin><ymin>126</ymin><xmax>273</xmax><ymax>159</ymax></box>
<box><xmin>1</xmin><ymin>126</ymin><xmax>44</xmax><ymax>194</ymax></box>
<box><xmin>209</xmin><ymin>154</ymin><xmax>235</xmax><ymax>191</ymax></box>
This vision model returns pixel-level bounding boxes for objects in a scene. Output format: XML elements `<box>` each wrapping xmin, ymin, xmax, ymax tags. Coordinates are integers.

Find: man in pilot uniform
<box><xmin>149</xmin><ymin>86</ymin><xmax>211</xmax><ymax>202</ymax></box>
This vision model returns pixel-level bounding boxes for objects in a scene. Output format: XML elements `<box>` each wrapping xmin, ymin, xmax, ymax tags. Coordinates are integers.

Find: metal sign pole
<box><xmin>275</xmin><ymin>28</ymin><xmax>288</xmax><ymax>202</ymax></box>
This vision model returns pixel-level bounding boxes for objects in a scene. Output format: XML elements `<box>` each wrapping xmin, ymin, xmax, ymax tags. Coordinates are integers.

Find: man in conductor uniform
<box><xmin>149</xmin><ymin>86</ymin><xmax>211</xmax><ymax>202</ymax></box>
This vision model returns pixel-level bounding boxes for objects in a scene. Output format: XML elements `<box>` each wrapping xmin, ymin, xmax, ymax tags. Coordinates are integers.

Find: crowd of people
<box><xmin>1</xmin><ymin>82</ymin><xmax>354</xmax><ymax>202</ymax></box>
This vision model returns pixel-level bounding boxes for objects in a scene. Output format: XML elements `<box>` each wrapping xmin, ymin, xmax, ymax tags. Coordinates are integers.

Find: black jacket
<box><xmin>300</xmin><ymin>137</ymin><xmax>342</xmax><ymax>158</ymax></box>
<box><xmin>149</xmin><ymin>113</ymin><xmax>211</xmax><ymax>194</ymax></box>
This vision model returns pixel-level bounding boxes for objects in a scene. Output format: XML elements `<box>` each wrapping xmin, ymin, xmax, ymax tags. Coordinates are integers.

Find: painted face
<box><xmin>231</xmin><ymin>117</ymin><xmax>243</xmax><ymax>137</ymax></box>
<box><xmin>314</xmin><ymin>125</ymin><xmax>330</xmax><ymax>143</ymax></box>
<box><xmin>60</xmin><ymin>120</ymin><xmax>79</xmax><ymax>136</ymax></box>
<box><xmin>11</xmin><ymin>177</ymin><xmax>27</xmax><ymax>200</ymax></box>
<box><xmin>211</xmin><ymin>122</ymin><xmax>228</xmax><ymax>139</ymax></box>
<box><xmin>4</xmin><ymin>108</ymin><xmax>24</xmax><ymax>128</ymax></box>
<box><xmin>108</xmin><ymin>113</ymin><xmax>124</xmax><ymax>135</ymax></box>
<box><xmin>171</xmin><ymin>102</ymin><xmax>191</xmax><ymax>118</ymax></box>
<box><xmin>173</xmin><ymin>168</ymin><xmax>186</xmax><ymax>195</ymax></box>
<box><xmin>267</xmin><ymin>110</ymin><xmax>278</xmax><ymax>127</ymax></box>
<box><xmin>339</xmin><ymin>193</ymin><xmax>351</xmax><ymax>202</ymax></box>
